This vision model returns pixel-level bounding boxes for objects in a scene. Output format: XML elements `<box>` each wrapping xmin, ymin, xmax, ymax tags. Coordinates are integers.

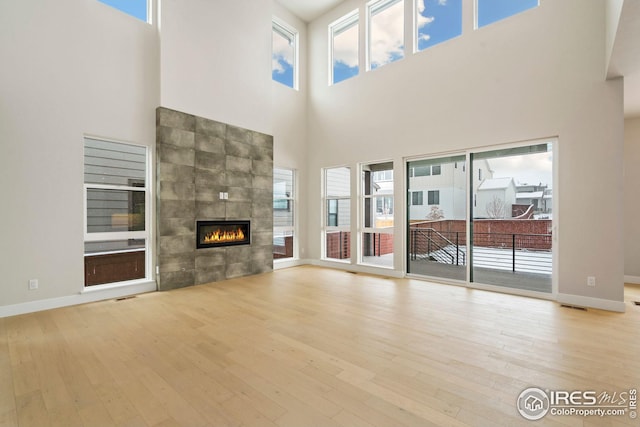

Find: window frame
<box><xmin>273</xmin><ymin>167</ymin><xmax>297</xmax><ymax>261</ymax></box>
<box><xmin>366</xmin><ymin>0</ymin><xmax>405</xmax><ymax>71</ymax></box>
<box><xmin>411</xmin><ymin>190</ymin><xmax>424</xmax><ymax>206</ymax></box>
<box><xmin>322</xmin><ymin>166</ymin><xmax>352</xmax><ymax>262</ymax></box>
<box><xmin>272</xmin><ymin>18</ymin><xmax>299</xmax><ymax>90</ymax></box>
<box><xmin>329</xmin><ymin>9</ymin><xmax>360</xmax><ymax>85</ymax></box>
<box><xmin>428</xmin><ymin>189</ymin><xmax>440</xmax><ymax>205</ymax></box>
<box><xmin>83</xmin><ymin>136</ymin><xmax>151</xmax><ymax>286</ymax></box>
<box><xmin>359</xmin><ymin>161</ymin><xmax>394</xmax><ymax>268</ymax></box>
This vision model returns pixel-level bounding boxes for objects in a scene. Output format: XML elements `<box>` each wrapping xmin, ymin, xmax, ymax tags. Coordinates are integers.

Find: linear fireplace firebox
<box><xmin>196</xmin><ymin>220</ymin><xmax>250</xmax><ymax>249</ymax></box>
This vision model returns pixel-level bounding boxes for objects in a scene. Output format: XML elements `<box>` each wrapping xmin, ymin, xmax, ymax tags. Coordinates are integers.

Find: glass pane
<box><xmin>326</xmin><ymin>167</ymin><xmax>351</xmax><ymax>197</ymax></box>
<box><xmin>369</xmin><ymin>0</ymin><xmax>404</xmax><ymax>70</ymax></box>
<box><xmin>272</xmin><ymin>23</ymin><xmax>295</xmax><ymax>88</ymax></box>
<box><xmin>87</xmin><ymin>189</ymin><xmax>146</xmax><ymax>233</ymax></box>
<box><xmin>325</xmin><ymin>231</ymin><xmax>351</xmax><ymax>260</ymax></box>
<box><xmin>361</xmin><ymin>232</ymin><xmax>393</xmax><ymax>268</ymax></box>
<box><xmin>327</xmin><ymin>199</ymin><xmax>350</xmax><ymax>227</ymax></box>
<box><xmin>477</xmin><ymin>0</ymin><xmax>538</xmax><ymax>28</ymax></box>
<box><xmin>84</xmin><ymin>138</ymin><xmax>146</xmax><ymax>186</ymax></box>
<box><xmin>416</xmin><ymin>0</ymin><xmax>462</xmax><ymax>51</ymax></box>
<box><xmin>407</xmin><ymin>155</ymin><xmax>467</xmax><ymax>281</ymax></box>
<box><xmin>85</xmin><ymin>248</ymin><xmax>146</xmax><ymax>286</ymax></box>
<box><xmin>471</xmin><ymin>143</ymin><xmax>552</xmax><ymax>292</ymax></box>
<box><xmin>98</xmin><ymin>0</ymin><xmax>148</xmax><ymax>22</ymax></box>
<box><xmin>84</xmin><ymin>239</ymin><xmax>145</xmax><ymax>255</ymax></box>
<box><xmin>332</xmin><ymin>12</ymin><xmax>359</xmax><ymax>84</ymax></box>
<box><xmin>274</xmin><ymin>201</ymin><xmax>294</xmax><ymax>227</ymax></box>
<box><xmin>274</xmin><ymin>168</ymin><xmax>293</xmax><ymax>198</ymax></box>
<box><xmin>274</xmin><ymin>230</ymin><xmax>294</xmax><ymax>259</ymax></box>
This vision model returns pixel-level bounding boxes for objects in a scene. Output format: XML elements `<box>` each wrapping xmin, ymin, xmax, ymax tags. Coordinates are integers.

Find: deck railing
<box><xmin>409</xmin><ymin>227</ymin><xmax>552</xmax><ymax>274</ymax></box>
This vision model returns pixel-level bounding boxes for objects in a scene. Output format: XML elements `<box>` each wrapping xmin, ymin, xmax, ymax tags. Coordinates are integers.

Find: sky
<box><xmin>477</xmin><ymin>0</ymin><xmax>539</xmax><ymax>28</ymax></box>
<box><xmin>272</xmin><ymin>30</ymin><xmax>295</xmax><ymax>88</ymax></box>
<box><xmin>330</xmin><ymin>0</ymin><xmax>536</xmax><ymax>84</ymax></box>
<box><xmin>417</xmin><ymin>0</ymin><xmax>462</xmax><ymax>51</ymax></box>
<box><xmin>489</xmin><ymin>150</ymin><xmax>553</xmax><ymax>188</ymax></box>
<box><xmin>98</xmin><ymin>0</ymin><xmax>147</xmax><ymax>22</ymax></box>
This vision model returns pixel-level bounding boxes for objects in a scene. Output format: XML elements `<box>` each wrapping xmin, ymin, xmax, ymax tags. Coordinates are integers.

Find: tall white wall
<box><xmin>624</xmin><ymin>117</ymin><xmax>640</xmax><ymax>281</ymax></box>
<box><xmin>0</xmin><ymin>0</ymin><xmax>159</xmax><ymax>312</ymax></box>
<box><xmin>160</xmin><ymin>0</ymin><xmax>273</xmax><ymax>135</ymax></box>
<box><xmin>307</xmin><ymin>0</ymin><xmax>625</xmax><ymax>309</ymax></box>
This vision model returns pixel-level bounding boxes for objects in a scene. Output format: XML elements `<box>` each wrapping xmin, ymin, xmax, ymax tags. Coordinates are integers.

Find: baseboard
<box><xmin>0</xmin><ymin>281</ymin><xmax>157</xmax><ymax>318</ymax></box>
<box><xmin>624</xmin><ymin>275</ymin><xmax>640</xmax><ymax>285</ymax></box>
<box><xmin>273</xmin><ymin>258</ymin><xmax>308</xmax><ymax>270</ymax></box>
<box><xmin>557</xmin><ymin>293</ymin><xmax>626</xmax><ymax>313</ymax></box>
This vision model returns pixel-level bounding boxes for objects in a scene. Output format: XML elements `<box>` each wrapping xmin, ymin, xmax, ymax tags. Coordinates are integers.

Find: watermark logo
<box><xmin>517</xmin><ymin>388</ymin><xmax>550</xmax><ymax>420</ymax></box>
<box><xmin>517</xmin><ymin>387</ymin><xmax>637</xmax><ymax>420</ymax></box>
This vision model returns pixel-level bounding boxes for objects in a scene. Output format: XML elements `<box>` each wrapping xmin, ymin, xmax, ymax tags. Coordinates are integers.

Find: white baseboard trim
<box><xmin>0</xmin><ymin>281</ymin><xmax>157</xmax><ymax>318</ymax></box>
<box><xmin>624</xmin><ymin>275</ymin><xmax>640</xmax><ymax>285</ymax></box>
<box><xmin>557</xmin><ymin>293</ymin><xmax>626</xmax><ymax>313</ymax></box>
<box><xmin>309</xmin><ymin>259</ymin><xmax>404</xmax><ymax>278</ymax></box>
<box><xmin>273</xmin><ymin>258</ymin><xmax>308</xmax><ymax>270</ymax></box>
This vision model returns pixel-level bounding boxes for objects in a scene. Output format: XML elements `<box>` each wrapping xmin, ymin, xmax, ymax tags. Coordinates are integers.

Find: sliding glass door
<box><xmin>407</xmin><ymin>141</ymin><xmax>554</xmax><ymax>294</ymax></box>
<box><xmin>407</xmin><ymin>155</ymin><xmax>467</xmax><ymax>281</ymax></box>
<box><xmin>470</xmin><ymin>144</ymin><xmax>553</xmax><ymax>292</ymax></box>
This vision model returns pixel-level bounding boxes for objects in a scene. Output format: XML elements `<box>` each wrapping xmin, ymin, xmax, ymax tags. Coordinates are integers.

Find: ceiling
<box><xmin>276</xmin><ymin>0</ymin><xmax>345</xmax><ymax>22</ymax></box>
<box><xmin>277</xmin><ymin>0</ymin><xmax>640</xmax><ymax>118</ymax></box>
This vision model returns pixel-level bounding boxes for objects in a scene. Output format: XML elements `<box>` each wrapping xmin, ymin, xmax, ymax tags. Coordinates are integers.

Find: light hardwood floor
<box><xmin>1</xmin><ymin>266</ymin><xmax>639</xmax><ymax>427</ymax></box>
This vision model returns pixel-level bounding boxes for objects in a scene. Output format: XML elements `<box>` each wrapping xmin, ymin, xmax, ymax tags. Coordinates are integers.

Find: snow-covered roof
<box><xmin>516</xmin><ymin>191</ymin><xmax>544</xmax><ymax>199</ymax></box>
<box><xmin>478</xmin><ymin>177</ymin><xmax>514</xmax><ymax>190</ymax></box>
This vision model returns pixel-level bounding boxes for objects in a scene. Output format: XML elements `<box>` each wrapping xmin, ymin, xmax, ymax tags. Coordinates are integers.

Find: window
<box><xmin>361</xmin><ymin>162</ymin><xmax>394</xmax><ymax>268</ymax></box>
<box><xmin>412</xmin><ymin>191</ymin><xmax>424</xmax><ymax>205</ymax></box>
<box><xmin>410</xmin><ymin>164</ymin><xmax>440</xmax><ymax>177</ymax></box>
<box><xmin>324</xmin><ymin>167</ymin><xmax>351</xmax><ymax>261</ymax></box>
<box><xmin>476</xmin><ymin>0</ymin><xmax>539</xmax><ymax>28</ymax></box>
<box><xmin>84</xmin><ymin>137</ymin><xmax>149</xmax><ymax>286</ymax></box>
<box><xmin>330</xmin><ymin>10</ymin><xmax>359</xmax><ymax>85</ymax></box>
<box><xmin>415</xmin><ymin>0</ymin><xmax>462</xmax><ymax>52</ymax></box>
<box><xmin>98</xmin><ymin>0</ymin><xmax>149</xmax><ymax>23</ymax></box>
<box><xmin>273</xmin><ymin>168</ymin><xmax>296</xmax><ymax>260</ymax></box>
<box><xmin>428</xmin><ymin>190</ymin><xmax>440</xmax><ymax>205</ymax></box>
<box><xmin>367</xmin><ymin>0</ymin><xmax>405</xmax><ymax>70</ymax></box>
<box><xmin>479</xmin><ymin>168</ymin><xmax>483</xmax><ymax>181</ymax></box>
<box><xmin>272</xmin><ymin>19</ymin><xmax>298</xmax><ymax>89</ymax></box>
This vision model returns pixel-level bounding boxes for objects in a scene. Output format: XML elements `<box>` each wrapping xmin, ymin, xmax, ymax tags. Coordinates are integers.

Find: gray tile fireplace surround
<box><xmin>156</xmin><ymin>107</ymin><xmax>273</xmax><ymax>291</ymax></box>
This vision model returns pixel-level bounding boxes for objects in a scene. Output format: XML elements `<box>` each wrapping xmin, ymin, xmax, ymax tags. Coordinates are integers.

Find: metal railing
<box><xmin>409</xmin><ymin>227</ymin><xmax>552</xmax><ymax>274</ymax></box>
<box><xmin>409</xmin><ymin>228</ymin><xmax>465</xmax><ymax>266</ymax></box>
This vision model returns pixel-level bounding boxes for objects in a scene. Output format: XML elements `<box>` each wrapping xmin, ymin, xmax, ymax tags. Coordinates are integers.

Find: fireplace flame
<box><xmin>203</xmin><ymin>227</ymin><xmax>246</xmax><ymax>244</ymax></box>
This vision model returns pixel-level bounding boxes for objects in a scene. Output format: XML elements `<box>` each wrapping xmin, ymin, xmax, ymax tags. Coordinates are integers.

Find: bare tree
<box><xmin>426</xmin><ymin>205</ymin><xmax>444</xmax><ymax>220</ymax></box>
<box><xmin>486</xmin><ymin>195</ymin><xmax>506</xmax><ymax>219</ymax></box>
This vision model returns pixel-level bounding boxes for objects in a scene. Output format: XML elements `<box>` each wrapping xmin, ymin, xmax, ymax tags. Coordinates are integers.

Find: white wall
<box><xmin>0</xmin><ymin>0</ymin><xmax>159</xmax><ymax>312</ymax></box>
<box><xmin>307</xmin><ymin>0</ymin><xmax>625</xmax><ymax>309</ymax></box>
<box><xmin>624</xmin><ymin>117</ymin><xmax>640</xmax><ymax>281</ymax></box>
<box><xmin>160</xmin><ymin>0</ymin><xmax>273</xmax><ymax>135</ymax></box>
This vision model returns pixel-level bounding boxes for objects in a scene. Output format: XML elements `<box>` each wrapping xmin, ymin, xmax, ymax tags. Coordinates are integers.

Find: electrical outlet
<box><xmin>28</xmin><ymin>279</ymin><xmax>38</xmax><ymax>290</ymax></box>
<box><xmin>587</xmin><ymin>276</ymin><xmax>596</xmax><ymax>287</ymax></box>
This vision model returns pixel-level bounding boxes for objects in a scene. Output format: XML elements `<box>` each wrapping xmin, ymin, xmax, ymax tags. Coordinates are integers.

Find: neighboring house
<box><xmin>516</xmin><ymin>181</ymin><xmax>552</xmax><ymax>214</ymax></box>
<box><xmin>475</xmin><ymin>177</ymin><xmax>517</xmax><ymax>218</ymax></box>
<box><xmin>408</xmin><ymin>159</ymin><xmax>493</xmax><ymax>221</ymax></box>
